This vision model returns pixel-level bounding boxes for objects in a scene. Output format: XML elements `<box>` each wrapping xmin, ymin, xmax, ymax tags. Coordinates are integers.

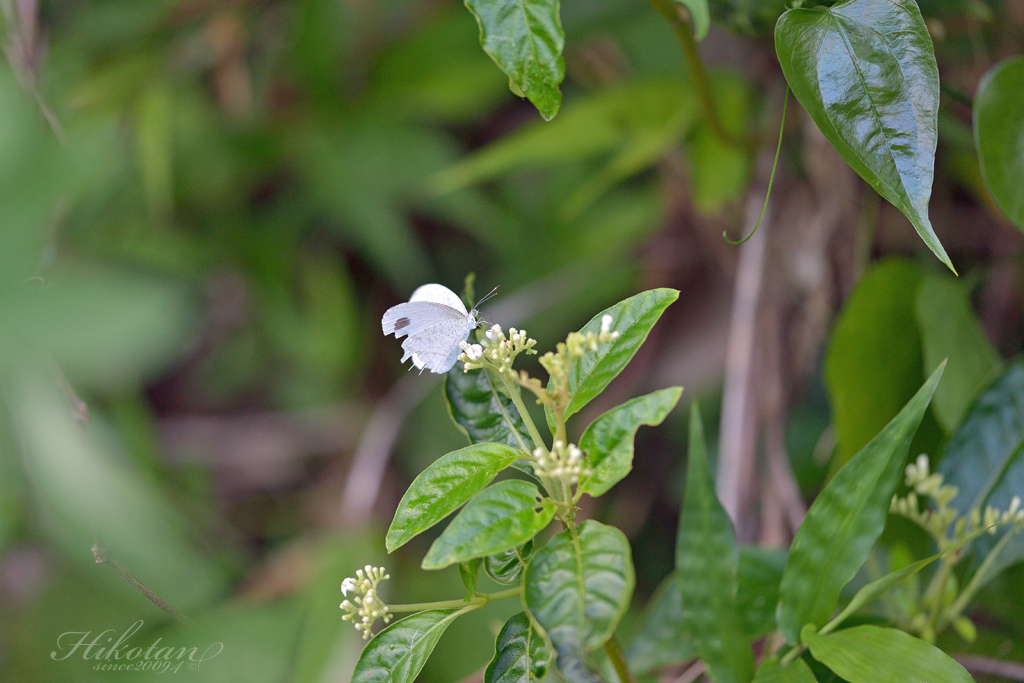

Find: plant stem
<box><xmin>603</xmin><ymin>635</ymin><xmax>636</xmax><ymax>683</ymax></box>
<box><xmin>388</xmin><ymin>586</ymin><xmax>522</xmax><ymax>614</ymax></box>
<box><xmin>646</xmin><ymin>0</ymin><xmax>755</xmax><ymax>151</ymax></box>
<box><xmin>942</xmin><ymin>528</ymin><xmax>1019</xmax><ymax>629</ymax></box>
<box><xmin>499</xmin><ymin>372</ymin><xmax>547</xmax><ymax>454</ymax></box>
<box><xmin>91</xmin><ymin>541</ymin><xmax>194</xmax><ymax>626</ymax></box>
<box><xmin>779</xmin><ymin>645</ymin><xmax>805</xmax><ymax>666</ymax></box>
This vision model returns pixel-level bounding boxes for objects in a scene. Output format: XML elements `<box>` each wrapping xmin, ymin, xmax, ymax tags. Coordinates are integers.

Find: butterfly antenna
<box><xmin>474</xmin><ymin>285</ymin><xmax>500</xmax><ymax>309</ymax></box>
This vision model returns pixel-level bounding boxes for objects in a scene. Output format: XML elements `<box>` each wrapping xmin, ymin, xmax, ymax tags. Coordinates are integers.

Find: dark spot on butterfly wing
<box><xmin>393</xmin><ymin>317</ymin><xmax>411</xmax><ymax>331</ymax></box>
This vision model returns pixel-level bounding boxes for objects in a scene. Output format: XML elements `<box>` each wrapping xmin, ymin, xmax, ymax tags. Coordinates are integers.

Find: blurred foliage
<box><xmin>0</xmin><ymin>0</ymin><xmax>1020</xmax><ymax>680</ymax></box>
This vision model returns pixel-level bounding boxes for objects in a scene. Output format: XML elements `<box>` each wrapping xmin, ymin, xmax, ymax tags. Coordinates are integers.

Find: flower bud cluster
<box><xmin>533</xmin><ymin>440</ymin><xmax>591</xmax><ymax>486</ymax></box>
<box><xmin>458</xmin><ymin>324</ymin><xmax>537</xmax><ymax>374</ymax></box>
<box><xmin>891</xmin><ymin>455</ymin><xmax>1024</xmax><ymax>549</ymax></box>
<box><xmin>540</xmin><ymin>315</ymin><xmax>619</xmax><ymax>405</ymax></box>
<box><xmin>340</xmin><ymin>565</ymin><xmax>392</xmax><ymax>639</ymax></box>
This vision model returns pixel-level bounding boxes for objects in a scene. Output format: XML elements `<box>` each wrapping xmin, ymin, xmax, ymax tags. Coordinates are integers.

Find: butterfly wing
<box><xmin>409</xmin><ymin>284</ymin><xmax>467</xmax><ymax>313</ymax></box>
<box><xmin>400</xmin><ymin>316</ymin><xmax>475</xmax><ymax>373</ymax></box>
<box><xmin>382</xmin><ymin>301</ymin><xmax>465</xmax><ymax>339</ymax></box>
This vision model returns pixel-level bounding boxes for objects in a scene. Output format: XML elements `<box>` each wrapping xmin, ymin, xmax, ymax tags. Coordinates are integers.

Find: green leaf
<box><xmin>579</xmin><ymin>387</ymin><xmax>682</xmax><ymax>497</ymax></box>
<box><xmin>736</xmin><ymin>546</ymin><xmax>787</xmax><ymax>639</ymax></box>
<box><xmin>549</xmin><ymin>288</ymin><xmax>679</xmax><ymax>430</ymax></box>
<box><xmin>676</xmin><ymin>403</ymin><xmax>754</xmax><ymax>683</ymax></box>
<box><xmin>432</xmin><ymin>80</ymin><xmax>697</xmax><ymax>196</ymax></box>
<box><xmin>485</xmin><ymin>612</ymin><xmax>551</xmax><ymax>683</ymax></box>
<box><xmin>463</xmin><ymin>0</ymin><xmax>565</xmax><ymax>120</ymax></box>
<box><xmin>524</xmin><ymin>520</ymin><xmax>635</xmax><ymax>679</ymax></box>
<box><xmin>674</xmin><ymin>0</ymin><xmax>711</xmax><ymax>40</ymax></box>
<box><xmin>825</xmin><ymin>258</ymin><xmax>925</xmax><ymax>468</ymax></box>
<box><xmin>351</xmin><ymin>609</ymin><xmax>462</xmax><ymax>683</ymax></box>
<box><xmin>823</xmin><ymin>524</ymin><xmax>994</xmax><ymax>635</ymax></box>
<box><xmin>914</xmin><ymin>274</ymin><xmax>1001</xmax><ymax>432</ymax></box>
<box><xmin>939</xmin><ymin>360</ymin><xmax>1024</xmax><ymax>574</ymax></box>
<box><xmin>974</xmin><ymin>56</ymin><xmax>1024</xmax><ymax>230</ymax></box>
<box><xmin>460</xmin><ymin>558</ymin><xmax>483</xmax><ymax>598</ymax></box>
<box><xmin>446</xmin><ymin>367</ymin><xmax>534</xmax><ymax>454</ymax></box>
<box><xmin>625</xmin><ymin>571</ymin><xmax>696</xmax><ymax>674</ymax></box>
<box><xmin>801</xmin><ymin>624</ymin><xmax>975</xmax><ymax>683</ymax></box>
<box><xmin>625</xmin><ymin>546</ymin><xmax>784</xmax><ymax>675</ymax></box>
<box><xmin>422</xmin><ymin>480</ymin><xmax>555</xmax><ymax>569</ymax></box>
<box><xmin>776</xmin><ymin>361</ymin><xmax>945</xmax><ymax>644</ymax></box>
<box><xmin>386</xmin><ymin>443</ymin><xmax>524</xmax><ymax>552</ymax></box>
<box><xmin>775</xmin><ymin>0</ymin><xmax>952</xmax><ymax>272</ymax></box>
<box><xmin>751</xmin><ymin>657</ymin><xmax>817</xmax><ymax>683</ymax></box>
<box><xmin>486</xmin><ymin>541</ymin><xmax>534</xmax><ymax>585</ymax></box>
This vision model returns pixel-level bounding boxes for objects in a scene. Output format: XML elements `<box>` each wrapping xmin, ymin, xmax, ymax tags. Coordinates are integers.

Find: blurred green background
<box><xmin>0</xmin><ymin>0</ymin><xmax>1021</xmax><ymax>681</ymax></box>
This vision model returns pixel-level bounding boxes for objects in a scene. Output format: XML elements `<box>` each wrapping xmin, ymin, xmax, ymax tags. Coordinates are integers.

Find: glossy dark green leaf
<box><xmin>625</xmin><ymin>546</ymin><xmax>784</xmax><ymax>674</ymax></box>
<box><xmin>914</xmin><ymin>274</ymin><xmax>1000</xmax><ymax>432</ymax></box>
<box><xmin>351</xmin><ymin>609</ymin><xmax>462</xmax><ymax>683</ymax></box>
<box><xmin>386</xmin><ymin>443</ymin><xmax>524</xmax><ymax>552</ymax></box>
<box><xmin>549</xmin><ymin>289</ymin><xmax>679</xmax><ymax>429</ymax></box>
<box><xmin>802</xmin><ymin>624</ymin><xmax>975</xmax><ymax>683</ymax></box>
<box><xmin>939</xmin><ymin>360</ymin><xmax>1024</xmax><ymax>574</ymax></box>
<box><xmin>674</xmin><ymin>0</ymin><xmax>711</xmax><ymax>40</ymax></box>
<box><xmin>446</xmin><ymin>366</ymin><xmax>534</xmax><ymax>454</ymax></box>
<box><xmin>463</xmin><ymin>0</ymin><xmax>565</xmax><ymax>120</ymax></box>
<box><xmin>579</xmin><ymin>387</ymin><xmax>682</xmax><ymax>497</ymax></box>
<box><xmin>422</xmin><ymin>480</ymin><xmax>555</xmax><ymax>569</ymax></box>
<box><xmin>776</xmin><ymin>361</ymin><xmax>945</xmax><ymax>644</ymax></box>
<box><xmin>974</xmin><ymin>56</ymin><xmax>1024</xmax><ymax>231</ymax></box>
<box><xmin>776</xmin><ymin>0</ymin><xmax>952</xmax><ymax>272</ymax></box>
<box><xmin>676</xmin><ymin>402</ymin><xmax>754</xmax><ymax>683</ymax></box>
<box><xmin>486</xmin><ymin>541</ymin><xmax>534</xmax><ymax>585</ymax></box>
<box><xmin>825</xmin><ymin>259</ymin><xmax>925</xmax><ymax>468</ymax></box>
<box><xmin>524</xmin><ymin>520</ymin><xmax>634</xmax><ymax>680</ymax></box>
<box><xmin>625</xmin><ymin>571</ymin><xmax>695</xmax><ymax>674</ymax></box>
<box><xmin>751</xmin><ymin>657</ymin><xmax>817</xmax><ymax>683</ymax></box>
<box><xmin>485</xmin><ymin>612</ymin><xmax>551</xmax><ymax>683</ymax></box>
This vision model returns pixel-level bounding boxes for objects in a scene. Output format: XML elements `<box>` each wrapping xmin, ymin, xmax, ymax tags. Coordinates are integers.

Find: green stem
<box><xmin>924</xmin><ymin>556</ymin><xmax>955</xmax><ymax>635</ymax></box>
<box><xmin>603</xmin><ymin>635</ymin><xmax>636</xmax><ymax>683</ymax></box>
<box><xmin>646</xmin><ymin>0</ymin><xmax>755</xmax><ymax>151</ymax></box>
<box><xmin>724</xmin><ymin>88</ymin><xmax>788</xmax><ymax>245</ymax></box>
<box><xmin>941</xmin><ymin>527</ymin><xmax>1019</xmax><ymax>629</ymax></box>
<box><xmin>498</xmin><ymin>371</ymin><xmax>547</xmax><ymax>454</ymax></box>
<box><xmin>388</xmin><ymin>587</ymin><xmax>522</xmax><ymax>614</ymax></box>
<box><xmin>779</xmin><ymin>644</ymin><xmax>805</xmax><ymax>666</ymax></box>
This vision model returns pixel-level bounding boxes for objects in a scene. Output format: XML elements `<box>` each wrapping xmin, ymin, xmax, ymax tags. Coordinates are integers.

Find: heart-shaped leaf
<box><xmin>974</xmin><ymin>56</ymin><xmax>1024</xmax><ymax>231</ymax></box>
<box><xmin>776</xmin><ymin>361</ymin><xmax>945</xmax><ymax>644</ymax></box>
<box><xmin>352</xmin><ymin>609</ymin><xmax>462</xmax><ymax>683</ymax></box>
<box><xmin>775</xmin><ymin>0</ymin><xmax>952</xmax><ymax>272</ymax></box>
<box><xmin>463</xmin><ymin>0</ymin><xmax>565</xmax><ymax>120</ymax></box>
<box><xmin>579</xmin><ymin>387</ymin><xmax>682</xmax><ymax>496</ymax></box>
<box><xmin>422</xmin><ymin>480</ymin><xmax>555</xmax><ymax>569</ymax></box>
<box><xmin>485</xmin><ymin>612</ymin><xmax>551</xmax><ymax>683</ymax></box>
<box><xmin>386</xmin><ymin>443</ymin><xmax>524</xmax><ymax>551</ymax></box>
<box><xmin>524</xmin><ymin>520</ymin><xmax>634</xmax><ymax>679</ymax></box>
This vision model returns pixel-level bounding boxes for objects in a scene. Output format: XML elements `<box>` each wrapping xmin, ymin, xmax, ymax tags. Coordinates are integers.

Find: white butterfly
<box><xmin>381</xmin><ymin>284</ymin><xmax>496</xmax><ymax>374</ymax></box>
